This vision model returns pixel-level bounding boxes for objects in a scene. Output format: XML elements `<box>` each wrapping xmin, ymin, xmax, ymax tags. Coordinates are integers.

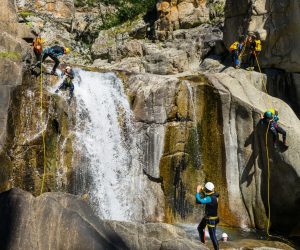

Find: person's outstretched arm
<box><xmin>195</xmin><ymin>185</ymin><xmax>212</xmax><ymax>204</ymax></box>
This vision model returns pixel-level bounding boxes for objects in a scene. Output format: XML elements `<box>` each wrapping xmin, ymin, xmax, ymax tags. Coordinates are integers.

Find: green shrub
<box><xmin>18</xmin><ymin>11</ymin><xmax>35</xmax><ymax>18</ymax></box>
<box><xmin>74</xmin><ymin>0</ymin><xmax>156</xmax><ymax>29</ymax></box>
<box><xmin>0</xmin><ymin>51</ymin><xmax>21</xmax><ymax>61</ymax></box>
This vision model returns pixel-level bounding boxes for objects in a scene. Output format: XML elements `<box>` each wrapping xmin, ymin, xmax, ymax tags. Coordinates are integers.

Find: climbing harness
<box><xmin>40</xmin><ymin>63</ymin><xmax>47</xmax><ymax>195</ymax></box>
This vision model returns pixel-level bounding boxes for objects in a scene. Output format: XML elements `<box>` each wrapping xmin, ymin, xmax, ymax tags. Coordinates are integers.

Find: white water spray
<box><xmin>72</xmin><ymin>69</ymin><xmax>145</xmax><ymax>221</ymax></box>
<box><xmin>186</xmin><ymin>82</ymin><xmax>201</xmax><ymax>167</ymax></box>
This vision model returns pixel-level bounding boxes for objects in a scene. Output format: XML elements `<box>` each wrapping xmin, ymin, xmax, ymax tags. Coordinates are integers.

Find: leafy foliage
<box><xmin>74</xmin><ymin>0</ymin><xmax>156</xmax><ymax>29</ymax></box>
<box><xmin>0</xmin><ymin>51</ymin><xmax>21</xmax><ymax>61</ymax></box>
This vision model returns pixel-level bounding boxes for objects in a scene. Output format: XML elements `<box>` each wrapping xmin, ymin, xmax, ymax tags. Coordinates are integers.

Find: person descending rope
<box><xmin>55</xmin><ymin>66</ymin><xmax>74</xmax><ymax>104</ymax></box>
<box><xmin>196</xmin><ymin>182</ymin><xmax>219</xmax><ymax>250</ymax></box>
<box><xmin>36</xmin><ymin>45</ymin><xmax>70</xmax><ymax>75</ymax></box>
<box><xmin>229</xmin><ymin>36</ymin><xmax>244</xmax><ymax>68</ymax></box>
<box><xmin>247</xmin><ymin>34</ymin><xmax>262</xmax><ymax>71</ymax></box>
<box><xmin>261</xmin><ymin>109</ymin><xmax>287</xmax><ymax>149</ymax></box>
<box><xmin>32</xmin><ymin>33</ymin><xmax>45</xmax><ymax>63</ymax></box>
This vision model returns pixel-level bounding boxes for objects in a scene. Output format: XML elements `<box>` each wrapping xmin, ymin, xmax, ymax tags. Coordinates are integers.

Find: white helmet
<box><xmin>205</xmin><ymin>182</ymin><xmax>214</xmax><ymax>191</ymax></box>
<box><xmin>222</xmin><ymin>232</ymin><xmax>228</xmax><ymax>238</ymax></box>
<box><xmin>66</xmin><ymin>66</ymin><xmax>71</xmax><ymax>70</ymax></box>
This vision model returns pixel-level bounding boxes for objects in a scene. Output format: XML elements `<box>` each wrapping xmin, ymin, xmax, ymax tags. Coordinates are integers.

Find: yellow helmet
<box><xmin>269</xmin><ymin>108</ymin><xmax>275</xmax><ymax>115</ymax></box>
<box><xmin>65</xmin><ymin>47</ymin><xmax>71</xmax><ymax>54</ymax></box>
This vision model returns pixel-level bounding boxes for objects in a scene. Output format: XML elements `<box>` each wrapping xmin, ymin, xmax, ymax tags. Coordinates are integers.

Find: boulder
<box><xmin>223</xmin><ymin>0</ymin><xmax>300</xmax><ymax>72</ymax></box>
<box><xmin>0</xmin><ymin>188</ymin><xmax>207</xmax><ymax>250</ymax></box>
<box><xmin>156</xmin><ymin>0</ymin><xmax>210</xmax><ymax>36</ymax></box>
<box><xmin>17</xmin><ymin>0</ymin><xmax>75</xmax><ymax>20</ymax></box>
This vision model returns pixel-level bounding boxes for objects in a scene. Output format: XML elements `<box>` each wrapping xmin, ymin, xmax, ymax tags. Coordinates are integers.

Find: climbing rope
<box><xmin>40</xmin><ymin>63</ymin><xmax>47</xmax><ymax>195</ymax></box>
<box><xmin>255</xmin><ymin>52</ymin><xmax>273</xmax><ymax>237</ymax></box>
<box><xmin>265</xmin><ymin>121</ymin><xmax>271</xmax><ymax>237</ymax></box>
<box><xmin>254</xmin><ymin>52</ymin><xmax>273</xmax><ymax>108</ymax></box>
<box><xmin>238</xmin><ymin>35</ymin><xmax>248</xmax><ymax>62</ymax></box>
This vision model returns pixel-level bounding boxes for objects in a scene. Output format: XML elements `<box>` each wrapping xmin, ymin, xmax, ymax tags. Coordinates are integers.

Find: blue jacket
<box><xmin>196</xmin><ymin>192</ymin><xmax>219</xmax><ymax>217</ymax></box>
<box><xmin>43</xmin><ymin>45</ymin><xmax>65</xmax><ymax>57</ymax></box>
<box><xmin>195</xmin><ymin>192</ymin><xmax>212</xmax><ymax>204</ymax></box>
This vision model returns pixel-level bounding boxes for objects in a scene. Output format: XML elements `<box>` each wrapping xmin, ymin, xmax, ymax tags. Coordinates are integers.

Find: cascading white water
<box><xmin>72</xmin><ymin>69</ymin><xmax>145</xmax><ymax>221</ymax></box>
<box><xmin>186</xmin><ymin>82</ymin><xmax>201</xmax><ymax>167</ymax></box>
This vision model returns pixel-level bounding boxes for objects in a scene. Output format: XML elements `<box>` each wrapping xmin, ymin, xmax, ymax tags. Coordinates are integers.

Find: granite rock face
<box><xmin>156</xmin><ymin>0</ymin><xmax>210</xmax><ymax>32</ymax></box>
<box><xmin>17</xmin><ymin>0</ymin><xmax>75</xmax><ymax>19</ymax></box>
<box><xmin>223</xmin><ymin>0</ymin><xmax>300</xmax><ymax>72</ymax></box>
<box><xmin>121</xmin><ymin>60</ymin><xmax>300</xmax><ymax>236</ymax></box>
<box><xmin>0</xmin><ymin>0</ymin><xmax>32</xmax><ymax>161</ymax></box>
<box><xmin>92</xmin><ymin>24</ymin><xmax>223</xmax><ymax>75</ymax></box>
<box><xmin>0</xmin><ymin>188</ymin><xmax>207</xmax><ymax>250</ymax></box>
<box><xmin>1</xmin><ymin>72</ymin><xmax>75</xmax><ymax>195</ymax></box>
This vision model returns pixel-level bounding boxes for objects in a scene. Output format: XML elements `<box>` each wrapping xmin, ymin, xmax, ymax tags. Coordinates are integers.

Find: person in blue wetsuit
<box><xmin>55</xmin><ymin>66</ymin><xmax>74</xmax><ymax>104</ymax></box>
<box><xmin>196</xmin><ymin>182</ymin><xmax>219</xmax><ymax>250</ymax></box>
<box><xmin>39</xmin><ymin>45</ymin><xmax>70</xmax><ymax>75</ymax></box>
<box><xmin>261</xmin><ymin>109</ymin><xmax>287</xmax><ymax>149</ymax></box>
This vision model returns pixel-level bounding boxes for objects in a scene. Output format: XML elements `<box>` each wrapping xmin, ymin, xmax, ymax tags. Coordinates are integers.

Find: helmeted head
<box><xmin>269</xmin><ymin>108</ymin><xmax>275</xmax><ymax>116</ymax></box>
<box><xmin>222</xmin><ymin>232</ymin><xmax>228</xmax><ymax>242</ymax></box>
<box><xmin>65</xmin><ymin>65</ymin><xmax>71</xmax><ymax>72</ymax></box>
<box><xmin>64</xmin><ymin>47</ymin><xmax>71</xmax><ymax>54</ymax></box>
<box><xmin>264</xmin><ymin>111</ymin><xmax>273</xmax><ymax>119</ymax></box>
<box><xmin>204</xmin><ymin>182</ymin><xmax>214</xmax><ymax>192</ymax></box>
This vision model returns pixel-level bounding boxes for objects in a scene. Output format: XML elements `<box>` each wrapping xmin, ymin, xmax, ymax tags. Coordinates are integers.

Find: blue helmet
<box><xmin>264</xmin><ymin>111</ymin><xmax>273</xmax><ymax>119</ymax></box>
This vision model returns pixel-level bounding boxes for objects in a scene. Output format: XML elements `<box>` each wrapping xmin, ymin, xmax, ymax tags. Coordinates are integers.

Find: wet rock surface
<box><xmin>121</xmin><ymin>60</ymin><xmax>300</xmax><ymax>237</ymax></box>
<box><xmin>0</xmin><ymin>188</ymin><xmax>207</xmax><ymax>250</ymax></box>
<box><xmin>0</xmin><ymin>0</ymin><xmax>299</xmax><ymax>248</ymax></box>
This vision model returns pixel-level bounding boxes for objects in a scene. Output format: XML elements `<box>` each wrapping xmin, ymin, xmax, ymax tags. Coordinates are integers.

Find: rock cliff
<box><xmin>0</xmin><ymin>0</ymin><xmax>299</xmax><ymax>248</ymax></box>
<box><xmin>224</xmin><ymin>0</ymin><xmax>300</xmax><ymax>73</ymax></box>
<box><xmin>121</xmin><ymin>61</ymin><xmax>300</xmax><ymax>237</ymax></box>
<box><xmin>0</xmin><ymin>188</ymin><xmax>206</xmax><ymax>250</ymax></box>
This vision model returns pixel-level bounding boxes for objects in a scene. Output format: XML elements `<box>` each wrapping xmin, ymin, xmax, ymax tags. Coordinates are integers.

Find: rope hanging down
<box><xmin>265</xmin><ymin>121</ymin><xmax>271</xmax><ymax>237</ymax></box>
<box><xmin>255</xmin><ymin>52</ymin><xmax>272</xmax><ymax>237</ymax></box>
<box><xmin>238</xmin><ymin>35</ymin><xmax>248</xmax><ymax>62</ymax></box>
<box><xmin>40</xmin><ymin>64</ymin><xmax>47</xmax><ymax>195</ymax></box>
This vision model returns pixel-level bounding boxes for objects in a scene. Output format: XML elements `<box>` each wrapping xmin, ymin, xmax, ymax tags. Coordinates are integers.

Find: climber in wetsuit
<box><xmin>229</xmin><ymin>35</ymin><xmax>244</xmax><ymax>68</ymax></box>
<box><xmin>36</xmin><ymin>45</ymin><xmax>70</xmax><ymax>75</ymax></box>
<box><xmin>196</xmin><ymin>182</ymin><xmax>219</xmax><ymax>250</ymax></box>
<box><xmin>247</xmin><ymin>34</ymin><xmax>262</xmax><ymax>70</ymax></box>
<box><xmin>32</xmin><ymin>33</ymin><xmax>44</xmax><ymax>63</ymax></box>
<box><xmin>55</xmin><ymin>66</ymin><xmax>74</xmax><ymax>104</ymax></box>
<box><xmin>261</xmin><ymin>109</ymin><xmax>287</xmax><ymax>148</ymax></box>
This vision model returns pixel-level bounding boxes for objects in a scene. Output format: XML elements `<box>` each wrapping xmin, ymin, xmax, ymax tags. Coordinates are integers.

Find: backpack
<box><xmin>229</xmin><ymin>41</ymin><xmax>239</xmax><ymax>52</ymax></box>
<box><xmin>33</xmin><ymin>37</ymin><xmax>44</xmax><ymax>53</ymax></box>
<box><xmin>255</xmin><ymin>40</ymin><xmax>262</xmax><ymax>51</ymax></box>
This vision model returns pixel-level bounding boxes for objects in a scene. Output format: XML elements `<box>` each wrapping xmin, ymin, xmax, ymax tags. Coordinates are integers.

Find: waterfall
<box><xmin>72</xmin><ymin>69</ymin><xmax>147</xmax><ymax>221</ymax></box>
<box><xmin>186</xmin><ymin>82</ymin><xmax>201</xmax><ymax>168</ymax></box>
